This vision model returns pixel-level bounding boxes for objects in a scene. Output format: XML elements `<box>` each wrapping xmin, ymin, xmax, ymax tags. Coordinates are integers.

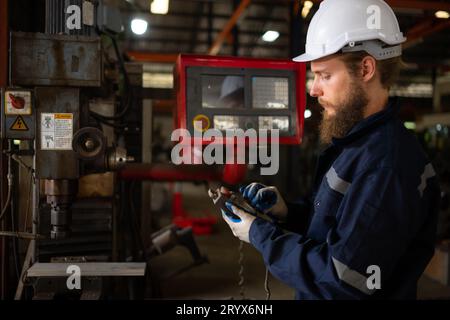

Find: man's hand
<box><xmin>240</xmin><ymin>183</ymin><xmax>288</xmax><ymax>221</ymax></box>
<box><xmin>221</xmin><ymin>203</ymin><xmax>256</xmax><ymax>243</ymax></box>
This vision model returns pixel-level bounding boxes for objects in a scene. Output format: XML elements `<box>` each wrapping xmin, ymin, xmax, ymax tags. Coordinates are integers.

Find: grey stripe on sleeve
<box><xmin>332</xmin><ymin>257</ymin><xmax>375</xmax><ymax>295</ymax></box>
<box><xmin>325</xmin><ymin>167</ymin><xmax>351</xmax><ymax>195</ymax></box>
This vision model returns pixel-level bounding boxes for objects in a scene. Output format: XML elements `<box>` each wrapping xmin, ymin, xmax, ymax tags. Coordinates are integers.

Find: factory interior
<box><xmin>1</xmin><ymin>0</ymin><xmax>450</xmax><ymax>301</ymax></box>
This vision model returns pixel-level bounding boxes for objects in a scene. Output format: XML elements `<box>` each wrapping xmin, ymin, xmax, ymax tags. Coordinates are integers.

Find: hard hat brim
<box><xmin>292</xmin><ymin>52</ymin><xmax>324</xmax><ymax>63</ymax></box>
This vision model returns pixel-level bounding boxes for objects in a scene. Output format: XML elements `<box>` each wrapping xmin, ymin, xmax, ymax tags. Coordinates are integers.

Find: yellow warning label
<box><xmin>10</xmin><ymin>115</ymin><xmax>29</xmax><ymax>131</ymax></box>
<box><xmin>54</xmin><ymin>113</ymin><xmax>73</xmax><ymax>120</ymax></box>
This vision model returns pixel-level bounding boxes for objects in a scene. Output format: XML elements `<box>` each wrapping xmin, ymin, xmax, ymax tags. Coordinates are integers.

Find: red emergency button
<box><xmin>9</xmin><ymin>94</ymin><xmax>25</xmax><ymax>109</ymax></box>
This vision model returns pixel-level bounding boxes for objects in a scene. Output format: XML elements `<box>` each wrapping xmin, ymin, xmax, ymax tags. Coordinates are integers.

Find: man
<box><xmin>220</xmin><ymin>0</ymin><xmax>440</xmax><ymax>299</ymax></box>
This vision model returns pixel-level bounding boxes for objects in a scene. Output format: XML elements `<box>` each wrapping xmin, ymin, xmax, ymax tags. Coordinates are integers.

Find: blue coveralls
<box><xmin>249</xmin><ymin>98</ymin><xmax>440</xmax><ymax>299</ymax></box>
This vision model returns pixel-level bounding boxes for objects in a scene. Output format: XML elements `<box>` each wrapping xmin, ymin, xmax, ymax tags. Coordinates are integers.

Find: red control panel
<box><xmin>174</xmin><ymin>54</ymin><xmax>307</xmax><ymax>145</ymax></box>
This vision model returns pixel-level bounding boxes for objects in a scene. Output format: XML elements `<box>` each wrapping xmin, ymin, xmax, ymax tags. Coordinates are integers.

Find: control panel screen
<box><xmin>202</xmin><ymin>75</ymin><xmax>245</xmax><ymax>109</ymax></box>
<box><xmin>252</xmin><ymin>77</ymin><xmax>289</xmax><ymax>109</ymax></box>
<box><xmin>175</xmin><ymin>55</ymin><xmax>306</xmax><ymax>144</ymax></box>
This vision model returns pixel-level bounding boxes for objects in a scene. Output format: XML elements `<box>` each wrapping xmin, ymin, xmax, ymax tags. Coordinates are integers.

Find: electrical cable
<box><xmin>8</xmin><ymin>153</ymin><xmax>35</xmax><ymax>233</ymax></box>
<box><xmin>90</xmin><ymin>112</ymin><xmax>128</xmax><ymax>129</ymax></box>
<box><xmin>0</xmin><ymin>141</ymin><xmax>20</xmax><ymax>279</ymax></box>
<box><xmin>0</xmin><ymin>181</ymin><xmax>12</xmax><ymax>222</ymax></box>
<box><xmin>0</xmin><ymin>141</ymin><xmax>13</xmax><ymax>298</ymax></box>
<box><xmin>0</xmin><ymin>145</ymin><xmax>13</xmax><ymax>222</ymax></box>
<box><xmin>11</xmin><ymin>154</ymin><xmax>33</xmax><ymax>173</ymax></box>
<box><xmin>23</xmin><ymin>170</ymin><xmax>34</xmax><ymax>233</ymax></box>
<box><xmin>264</xmin><ymin>267</ymin><xmax>271</xmax><ymax>300</ymax></box>
<box><xmin>10</xmin><ymin>179</ymin><xmax>20</xmax><ymax>280</ymax></box>
<box><xmin>90</xmin><ymin>34</ymin><xmax>132</xmax><ymax>122</ymax></box>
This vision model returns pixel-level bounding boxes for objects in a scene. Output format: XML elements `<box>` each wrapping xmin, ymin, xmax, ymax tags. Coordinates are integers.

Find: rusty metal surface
<box><xmin>45</xmin><ymin>0</ymin><xmax>95</xmax><ymax>36</ymax></box>
<box><xmin>35</xmin><ymin>87</ymin><xmax>80</xmax><ymax>179</ymax></box>
<box><xmin>44</xmin><ymin>179</ymin><xmax>78</xmax><ymax>196</ymax></box>
<box><xmin>10</xmin><ymin>32</ymin><xmax>102</xmax><ymax>87</ymax></box>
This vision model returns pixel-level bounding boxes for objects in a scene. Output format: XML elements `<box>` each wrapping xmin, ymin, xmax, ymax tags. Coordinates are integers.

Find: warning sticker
<box><xmin>10</xmin><ymin>115</ymin><xmax>29</xmax><ymax>131</ymax></box>
<box><xmin>5</xmin><ymin>91</ymin><xmax>32</xmax><ymax>115</ymax></box>
<box><xmin>41</xmin><ymin>113</ymin><xmax>73</xmax><ymax>150</ymax></box>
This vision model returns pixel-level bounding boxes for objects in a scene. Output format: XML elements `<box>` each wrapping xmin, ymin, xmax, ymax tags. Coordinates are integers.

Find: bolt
<box><xmin>84</xmin><ymin>138</ymin><xmax>95</xmax><ymax>150</ymax></box>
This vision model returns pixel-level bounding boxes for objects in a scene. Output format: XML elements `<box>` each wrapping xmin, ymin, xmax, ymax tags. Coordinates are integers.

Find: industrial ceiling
<box><xmin>111</xmin><ymin>0</ymin><xmax>450</xmax><ymax>103</ymax></box>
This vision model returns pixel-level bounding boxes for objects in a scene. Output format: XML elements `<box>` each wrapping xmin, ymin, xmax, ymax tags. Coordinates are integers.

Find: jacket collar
<box><xmin>330</xmin><ymin>97</ymin><xmax>400</xmax><ymax>147</ymax></box>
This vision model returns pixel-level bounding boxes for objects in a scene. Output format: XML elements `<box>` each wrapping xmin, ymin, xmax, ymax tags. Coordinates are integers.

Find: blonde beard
<box><xmin>318</xmin><ymin>82</ymin><xmax>368</xmax><ymax>145</ymax></box>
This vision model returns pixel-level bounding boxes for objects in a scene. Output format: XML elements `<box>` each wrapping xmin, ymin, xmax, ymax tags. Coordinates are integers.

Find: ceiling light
<box><xmin>262</xmin><ymin>30</ymin><xmax>279</xmax><ymax>42</ymax></box>
<box><xmin>151</xmin><ymin>0</ymin><xmax>169</xmax><ymax>15</ymax></box>
<box><xmin>435</xmin><ymin>10</ymin><xmax>450</xmax><ymax>19</ymax></box>
<box><xmin>131</xmin><ymin>18</ymin><xmax>148</xmax><ymax>35</ymax></box>
<box><xmin>302</xmin><ymin>1</ymin><xmax>314</xmax><ymax>18</ymax></box>
<box><xmin>304</xmin><ymin>1</ymin><xmax>313</xmax><ymax>9</ymax></box>
<box><xmin>304</xmin><ymin>109</ymin><xmax>312</xmax><ymax>119</ymax></box>
<box><xmin>404</xmin><ymin>122</ymin><xmax>416</xmax><ymax>130</ymax></box>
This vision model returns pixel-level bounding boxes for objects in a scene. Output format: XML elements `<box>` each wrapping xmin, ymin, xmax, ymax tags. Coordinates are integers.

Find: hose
<box><xmin>90</xmin><ymin>35</ymin><xmax>132</xmax><ymax>123</ymax></box>
<box><xmin>0</xmin><ymin>180</ymin><xmax>12</xmax><ymax>222</ymax></box>
<box><xmin>0</xmin><ymin>145</ymin><xmax>13</xmax><ymax>222</ymax></box>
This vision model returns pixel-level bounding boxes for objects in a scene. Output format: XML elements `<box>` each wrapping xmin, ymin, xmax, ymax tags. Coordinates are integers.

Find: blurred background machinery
<box><xmin>0</xmin><ymin>0</ymin><xmax>209</xmax><ymax>300</ymax></box>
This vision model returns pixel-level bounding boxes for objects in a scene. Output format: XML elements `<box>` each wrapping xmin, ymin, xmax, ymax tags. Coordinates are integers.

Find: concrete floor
<box><xmin>150</xmin><ymin>220</ymin><xmax>295</xmax><ymax>300</ymax></box>
<box><xmin>149</xmin><ymin>183</ymin><xmax>450</xmax><ymax>300</ymax></box>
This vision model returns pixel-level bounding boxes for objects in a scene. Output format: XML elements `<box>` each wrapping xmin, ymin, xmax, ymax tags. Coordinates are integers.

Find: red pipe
<box><xmin>119</xmin><ymin>163</ymin><xmax>223</xmax><ymax>182</ymax></box>
<box><xmin>119</xmin><ymin>162</ymin><xmax>247</xmax><ymax>236</ymax></box>
<box><xmin>222</xmin><ymin>163</ymin><xmax>248</xmax><ymax>185</ymax></box>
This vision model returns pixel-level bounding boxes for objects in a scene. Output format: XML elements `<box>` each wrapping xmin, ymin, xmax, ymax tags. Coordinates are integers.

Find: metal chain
<box><xmin>237</xmin><ymin>240</ymin><xmax>246</xmax><ymax>300</ymax></box>
<box><xmin>237</xmin><ymin>241</ymin><xmax>271</xmax><ymax>300</ymax></box>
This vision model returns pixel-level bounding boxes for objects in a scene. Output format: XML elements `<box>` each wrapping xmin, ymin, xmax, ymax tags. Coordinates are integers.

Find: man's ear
<box><xmin>361</xmin><ymin>56</ymin><xmax>377</xmax><ymax>82</ymax></box>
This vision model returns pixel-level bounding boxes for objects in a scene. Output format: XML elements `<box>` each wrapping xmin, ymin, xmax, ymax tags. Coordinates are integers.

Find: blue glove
<box><xmin>240</xmin><ymin>183</ymin><xmax>288</xmax><ymax>221</ymax></box>
<box><xmin>221</xmin><ymin>202</ymin><xmax>242</xmax><ymax>223</ymax></box>
<box><xmin>221</xmin><ymin>202</ymin><xmax>256</xmax><ymax>243</ymax></box>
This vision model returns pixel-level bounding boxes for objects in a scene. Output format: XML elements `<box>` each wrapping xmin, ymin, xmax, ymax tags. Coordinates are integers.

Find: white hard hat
<box><xmin>220</xmin><ymin>76</ymin><xmax>244</xmax><ymax>100</ymax></box>
<box><xmin>293</xmin><ymin>0</ymin><xmax>406</xmax><ymax>62</ymax></box>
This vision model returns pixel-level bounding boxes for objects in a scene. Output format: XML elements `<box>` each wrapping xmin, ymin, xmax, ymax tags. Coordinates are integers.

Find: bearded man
<box><xmin>220</xmin><ymin>0</ymin><xmax>440</xmax><ymax>299</ymax></box>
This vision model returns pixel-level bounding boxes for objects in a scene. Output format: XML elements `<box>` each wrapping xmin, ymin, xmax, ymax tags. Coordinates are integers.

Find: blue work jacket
<box><xmin>249</xmin><ymin>98</ymin><xmax>440</xmax><ymax>299</ymax></box>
